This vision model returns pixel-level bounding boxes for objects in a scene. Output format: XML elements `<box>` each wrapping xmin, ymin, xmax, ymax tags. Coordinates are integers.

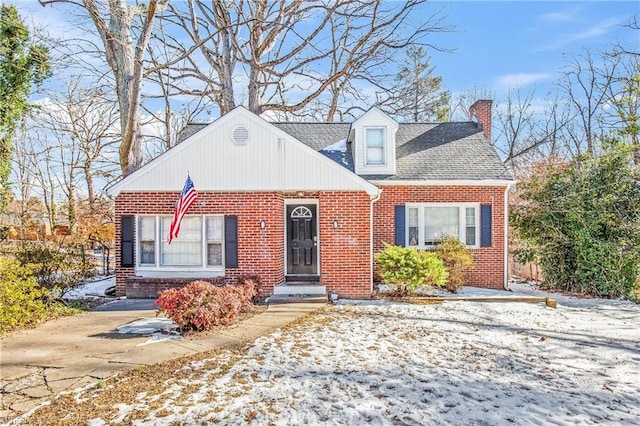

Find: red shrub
<box><xmin>153</xmin><ymin>279</ymin><xmax>257</xmax><ymax>332</ymax></box>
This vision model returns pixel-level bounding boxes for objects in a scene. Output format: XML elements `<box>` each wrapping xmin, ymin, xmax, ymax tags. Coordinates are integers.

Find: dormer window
<box><xmin>365</xmin><ymin>127</ymin><xmax>386</xmax><ymax>165</ymax></box>
<box><xmin>352</xmin><ymin>108</ymin><xmax>397</xmax><ymax>175</ymax></box>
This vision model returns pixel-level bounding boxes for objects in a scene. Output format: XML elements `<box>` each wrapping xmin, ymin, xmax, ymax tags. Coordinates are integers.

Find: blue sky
<box><xmin>428</xmin><ymin>1</ymin><xmax>638</xmax><ymax>99</ymax></box>
<box><xmin>15</xmin><ymin>1</ymin><xmax>640</xmax><ymax>114</ymax></box>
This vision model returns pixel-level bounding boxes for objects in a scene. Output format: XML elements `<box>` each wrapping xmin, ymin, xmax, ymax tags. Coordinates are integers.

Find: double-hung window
<box><xmin>406</xmin><ymin>203</ymin><xmax>480</xmax><ymax>248</ymax></box>
<box><xmin>137</xmin><ymin>215</ymin><xmax>224</xmax><ymax>270</ymax></box>
<box><xmin>365</xmin><ymin>127</ymin><xmax>386</xmax><ymax>165</ymax></box>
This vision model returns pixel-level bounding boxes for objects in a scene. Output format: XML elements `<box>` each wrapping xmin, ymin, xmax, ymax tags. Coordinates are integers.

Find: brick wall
<box><xmin>114</xmin><ymin>190</ymin><xmax>374</xmax><ymax>299</ymax></box>
<box><xmin>319</xmin><ymin>191</ymin><xmax>372</xmax><ymax>298</ymax></box>
<box><xmin>373</xmin><ymin>185</ymin><xmax>507</xmax><ymax>289</ymax></box>
<box><xmin>115</xmin><ymin>191</ymin><xmax>285</xmax><ymax>298</ymax></box>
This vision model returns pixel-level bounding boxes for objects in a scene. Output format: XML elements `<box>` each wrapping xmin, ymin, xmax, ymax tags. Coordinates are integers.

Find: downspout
<box><xmin>370</xmin><ymin>189</ymin><xmax>382</xmax><ymax>296</ymax></box>
<box><xmin>503</xmin><ymin>183</ymin><xmax>512</xmax><ymax>290</ymax></box>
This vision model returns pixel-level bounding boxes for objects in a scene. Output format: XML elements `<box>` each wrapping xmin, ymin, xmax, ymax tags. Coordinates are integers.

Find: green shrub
<box><xmin>511</xmin><ymin>142</ymin><xmax>640</xmax><ymax>300</ymax></box>
<box><xmin>0</xmin><ymin>258</ymin><xmax>49</xmax><ymax>333</ymax></box>
<box><xmin>154</xmin><ymin>278</ymin><xmax>257</xmax><ymax>332</ymax></box>
<box><xmin>375</xmin><ymin>243</ymin><xmax>448</xmax><ymax>294</ymax></box>
<box><xmin>435</xmin><ymin>236</ymin><xmax>474</xmax><ymax>293</ymax></box>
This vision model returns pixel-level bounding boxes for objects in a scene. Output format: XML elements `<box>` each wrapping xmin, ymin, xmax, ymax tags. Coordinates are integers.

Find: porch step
<box><xmin>285</xmin><ymin>281</ymin><xmax>320</xmax><ymax>286</ymax></box>
<box><xmin>273</xmin><ymin>284</ymin><xmax>327</xmax><ymax>296</ymax></box>
<box><xmin>267</xmin><ymin>295</ymin><xmax>327</xmax><ymax>305</ymax></box>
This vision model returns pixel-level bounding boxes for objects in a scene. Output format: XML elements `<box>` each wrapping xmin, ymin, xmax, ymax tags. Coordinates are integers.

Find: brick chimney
<box><xmin>469</xmin><ymin>99</ymin><xmax>493</xmax><ymax>141</ymax></box>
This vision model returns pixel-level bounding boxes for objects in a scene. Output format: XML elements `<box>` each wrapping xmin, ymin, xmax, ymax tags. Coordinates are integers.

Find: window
<box><xmin>365</xmin><ymin>127</ymin><xmax>386</xmax><ymax>165</ymax></box>
<box><xmin>139</xmin><ymin>216</ymin><xmax>156</xmax><ymax>265</ymax></box>
<box><xmin>406</xmin><ymin>204</ymin><xmax>479</xmax><ymax>248</ymax></box>
<box><xmin>137</xmin><ymin>215</ymin><xmax>224</xmax><ymax>269</ymax></box>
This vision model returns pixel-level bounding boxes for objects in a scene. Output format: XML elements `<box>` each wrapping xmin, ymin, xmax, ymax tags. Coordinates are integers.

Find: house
<box><xmin>107</xmin><ymin>100</ymin><xmax>514</xmax><ymax>299</ymax></box>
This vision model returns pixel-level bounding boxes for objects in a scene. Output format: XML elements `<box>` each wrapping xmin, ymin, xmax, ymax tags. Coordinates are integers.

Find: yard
<box><xmin>18</xmin><ymin>289</ymin><xmax>640</xmax><ymax>425</ymax></box>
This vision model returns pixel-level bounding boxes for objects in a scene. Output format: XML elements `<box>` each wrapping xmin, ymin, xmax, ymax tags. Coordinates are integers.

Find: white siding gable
<box><xmin>352</xmin><ymin>108</ymin><xmax>398</xmax><ymax>176</ymax></box>
<box><xmin>108</xmin><ymin>107</ymin><xmax>379</xmax><ymax>197</ymax></box>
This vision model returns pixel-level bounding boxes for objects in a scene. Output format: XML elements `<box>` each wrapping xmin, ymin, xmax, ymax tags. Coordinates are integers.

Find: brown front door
<box><xmin>286</xmin><ymin>204</ymin><xmax>317</xmax><ymax>275</ymax></box>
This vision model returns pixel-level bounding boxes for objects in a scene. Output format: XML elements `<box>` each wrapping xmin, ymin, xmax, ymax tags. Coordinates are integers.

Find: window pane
<box><xmin>466</xmin><ymin>208</ymin><xmax>476</xmax><ymax>226</ymax></box>
<box><xmin>160</xmin><ymin>216</ymin><xmax>202</xmax><ymax>266</ymax></box>
<box><xmin>140</xmin><ymin>241</ymin><xmax>155</xmax><ymax>265</ymax></box>
<box><xmin>424</xmin><ymin>207</ymin><xmax>459</xmax><ymax>244</ymax></box>
<box><xmin>366</xmin><ymin>147</ymin><xmax>384</xmax><ymax>165</ymax></box>
<box><xmin>366</xmin><ymin>128</ymin><xmax>384</xmax><ymax>147</ymax></box>
<box><xmin>466</xmin><ymin>228</ymin><xmax>476</xmax><ymax>246</ymax></box>
<box><xmin>139</xmin><ymin>216</ymin><xmax>155</xmax><ymax>241</ymax></box>
<box><xmin>466</xmin><ymin>207</ymin><xmax>476</xmax><ymax>246</ymax></box>
<box><xmin>207</xmin><ymin>216</ymin><xmax>223</xmax><ymax>242</ymax></box>
<box><xmin>365</xmin><ymin>128</ymin><xmax>385</xmax><ymax>165</ymax></box>
<box><xmin>408</xmin><ymin>207</ymin><xmax>419</xmax><ymax>246</ymax></box>
<box><xmin>139</xmin><ymin>217</ymin><xmax>155</xmax><ymax>265</ymax></box>
<box><xmin>207</xmin><ymin>243</ymin><xmax>223</xmax><ymax>266</ymax></box>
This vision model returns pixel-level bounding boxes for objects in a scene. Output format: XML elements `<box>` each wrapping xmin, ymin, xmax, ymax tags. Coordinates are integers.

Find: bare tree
<box><xmin>153</xmin><ymin>0</ymin><xmax>452</xmax><ymax>121</ymax></box>
<box><xmin>493</xmin><ymin>89</ymin><xmax>569</xmax><ymax>167</ymax></box>
<box><xmin>142</xmin><ymin>19</ymin><xmax>217</xmax><ymax>153</ymax></box>
<box><xmin>39</xmin><ymin>0</ymin><xmax>163</xmax><ymax>176</ymax></box>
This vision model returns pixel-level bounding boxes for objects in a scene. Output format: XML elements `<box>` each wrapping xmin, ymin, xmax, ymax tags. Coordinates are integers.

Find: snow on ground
<box><xmin>75</xmin><ymin>292</ymin><xmax>638</xmax><ymax>425</ymax></box>
<box><xmin>63</xmin><ymin>276</ymin><xmax>115</xmax><ymax>299</ymax></box>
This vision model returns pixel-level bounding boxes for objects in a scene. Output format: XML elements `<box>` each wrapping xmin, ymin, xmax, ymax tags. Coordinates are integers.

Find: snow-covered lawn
<box><xmin>72</xmin><ymin>294</ymin><xmax>639</xmax><ymax>425</ymax></box>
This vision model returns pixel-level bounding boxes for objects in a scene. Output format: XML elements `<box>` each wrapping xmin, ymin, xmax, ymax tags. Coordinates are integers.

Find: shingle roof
<box><xmin>180</xmin><ymin>120</ymin><xmax>514</xmax><ymax>182</ymax></box>
<box><xmin>273</xmin><ymin>122</ymin><xmax>513</xmax><ymax>181</ymax></box>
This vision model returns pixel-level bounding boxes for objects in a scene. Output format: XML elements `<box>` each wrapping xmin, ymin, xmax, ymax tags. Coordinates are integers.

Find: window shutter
<box><xmin>480</xmin><ymin>204</ymin><xmax>492</xmax><ymax>247</ymax></box>
<box><xmin>394</xmin><ymin>205</ymin><xmax>406</xmax><ymax>246</ymax></box>
<box><xmin>121</xmin><ymin>215</ymin><xmax>134</xmax><ymax>267</ymax></box>
<box><xmin>225</xmin><ymin>215</ymin><xmax>238</xmax><ymax>268</ymax></box>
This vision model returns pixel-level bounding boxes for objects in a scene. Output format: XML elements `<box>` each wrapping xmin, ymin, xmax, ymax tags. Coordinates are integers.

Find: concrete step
<box><xmin>273</xmin><ymin>284</ymin><xmax>326</xmax><ymax>296</ymax></box>
<box><xmin>267</xmin><ymin>295</ymin><xmax>327</xmax><ymax>305</ymax></box>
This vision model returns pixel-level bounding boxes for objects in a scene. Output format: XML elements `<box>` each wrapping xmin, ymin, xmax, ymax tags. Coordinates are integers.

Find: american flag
<box><xmin>167</xmin><ymin>175</ymin><xmax>198</xmax><ymax>244</ymax></box>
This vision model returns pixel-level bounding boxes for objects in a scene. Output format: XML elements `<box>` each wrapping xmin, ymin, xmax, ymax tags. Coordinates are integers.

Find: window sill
<box><xmin>135</xmin><ymin>268</ymin><xmax>225</xmax><ymax>279</ymax></box>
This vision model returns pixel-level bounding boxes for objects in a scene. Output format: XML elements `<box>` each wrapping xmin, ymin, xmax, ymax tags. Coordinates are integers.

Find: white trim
<box><xmin>405</xmin><ymin>202</ymin><xmax>480</xmax><ymax>249</ymax></box>
<box><xmin>370</xmin><ymin>179</ymin><xmax>515</xmax><ymax>187</ymax></box>
<box><xmin>369</xmin><ymin>190</ymin><xmax>382</xmax><ymax>295</ymax></box>
<box><xmin>284</xmin><ymin>199</ymin><xmax>319</xmax><ymax>276</ymax></box>
<box><xmin>503</xmin><ymin>187</ymin><xmax>510</xmax><ymax>290</ymax></box>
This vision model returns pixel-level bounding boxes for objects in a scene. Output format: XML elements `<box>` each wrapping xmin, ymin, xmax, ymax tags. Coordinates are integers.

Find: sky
<box><xmin>428</xmin><ymin>1</ymin><xmax>638</xmax><ymax>100</ymax></box>
<box><xmin>15</xmin><ymin>1</ymin><xmax>639</xmax><ymax>102</ymax></box>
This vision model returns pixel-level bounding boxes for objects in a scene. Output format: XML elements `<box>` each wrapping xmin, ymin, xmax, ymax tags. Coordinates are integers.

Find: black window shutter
<box><xmin>121</xmin><ymin>215</ymin><xmax>134</xmax><ymax>267</ymax></box>
<box><xmin>394</xmin><ymin>205</ymin><xmax>406</xmax><ymax>246</ymax></box>
<box><xmin>225</xmin><ymin>215</ymin><xmax>238</xmax><ymax>268</ymax></box>
<box><xmin>480</xmin><ymin>204</ymin><xmax>492</xmax><ymax>247</ymax></box>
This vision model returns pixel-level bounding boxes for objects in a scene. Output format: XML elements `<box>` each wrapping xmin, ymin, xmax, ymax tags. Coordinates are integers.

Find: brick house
<box><xmin>108</xmin><ymin>100</ymin><xmax>514</xmax><ymax>299</ymax></box>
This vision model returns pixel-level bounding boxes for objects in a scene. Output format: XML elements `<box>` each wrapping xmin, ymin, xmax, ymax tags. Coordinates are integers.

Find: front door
<box><xmin>286</xmin><ymin>204</ymin><xmax>317</xmax><ymax>275</ymax></box>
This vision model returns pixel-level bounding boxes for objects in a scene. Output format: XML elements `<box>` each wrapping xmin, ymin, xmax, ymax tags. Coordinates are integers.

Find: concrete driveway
<box><xmin>0</xmin><ymin>300</ymin><xmax>324</xmax><ymax>422</ymax></box>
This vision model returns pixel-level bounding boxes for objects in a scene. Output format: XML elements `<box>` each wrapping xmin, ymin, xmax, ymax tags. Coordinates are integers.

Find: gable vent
<box><xmin>231</xmin><ymin>125</ymin><xmax>249</xmax><ymax>145</ymax></box>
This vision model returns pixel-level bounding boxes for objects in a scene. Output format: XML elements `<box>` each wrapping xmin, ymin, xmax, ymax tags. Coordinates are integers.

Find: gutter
<box><xmin>370</xmin><ymin>189</ymin><xmax>382</xmax><ymax>296</ymax></box>
<box><xmin>503</xmin><ymin>182</ymin><xmax>514</xmax><ymax>290</ymax></box>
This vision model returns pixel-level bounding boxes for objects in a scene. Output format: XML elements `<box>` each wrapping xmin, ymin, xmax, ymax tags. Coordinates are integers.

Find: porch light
<box><xmin>332</xmin><ymin>220</ymin><xmax>339</xmax><ymax>229</ymax></box>
<box><xmin>259</xmin><ymin>220</ymin><xmax>266</xmax><ymax>229</ymax></box>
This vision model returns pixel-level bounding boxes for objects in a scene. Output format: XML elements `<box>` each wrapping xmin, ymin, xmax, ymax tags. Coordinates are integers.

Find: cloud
<box><xmin>538</xmin><ymin>5</ymin><xmax>584</xmax><ymax>23</ymax></box>
<box><xmin>494</xmin><ymin>73</ymin><xmax>553</xmax><ymax>90</ymax></box>
<box><xmin>539</xmin><ymin>17</ymin><xmax>621</xmax><ymax>51</ymax></box>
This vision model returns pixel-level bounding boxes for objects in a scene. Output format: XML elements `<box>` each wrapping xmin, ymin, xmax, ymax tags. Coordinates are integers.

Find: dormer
<box><xmin>351</xmin><ymin>108</ymin><xmax>398</xmax><ymax>176</ymax></box>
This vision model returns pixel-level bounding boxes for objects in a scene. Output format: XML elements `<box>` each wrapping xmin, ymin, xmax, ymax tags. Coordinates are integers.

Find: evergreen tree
<box><xmin>390</xmin><ymin>45</ymin><xmax>450</xmax><ymax>122</ymax></box>
<box><xmin>0</xmin><ymin>5</ymin><xmax>50</xmax><ymax>211</ymax></box>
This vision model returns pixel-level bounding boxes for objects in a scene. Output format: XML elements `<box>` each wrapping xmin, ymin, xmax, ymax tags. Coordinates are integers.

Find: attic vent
<box><xmin>231</xmin><ymin>125</ymin><xmax>249</xmax><ymax>145</ymax></box>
